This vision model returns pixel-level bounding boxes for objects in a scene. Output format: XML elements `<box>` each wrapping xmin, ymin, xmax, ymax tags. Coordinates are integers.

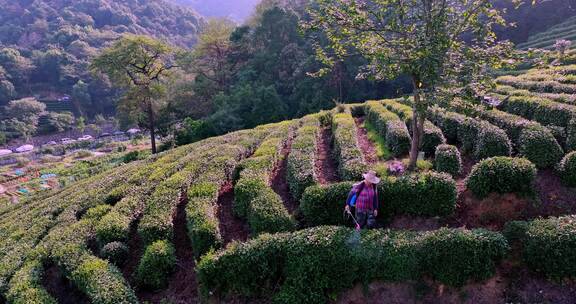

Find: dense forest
<box><xmin>1</xmin><ymin>0</ymin><xmax>576</xmax><ymax>147</ymax></box>
<box><xmin>173</xmin><ymin>0</ymin><xmax>260</xmax><ymax>21</ymax></box>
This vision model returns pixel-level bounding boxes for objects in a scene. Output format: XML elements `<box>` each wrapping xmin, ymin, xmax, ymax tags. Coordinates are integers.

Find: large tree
<box><xmin>307</xmin><ymin>0</ymin><xmax>516</xmax><ymax>169</ymax></box>
<box><xmin>91</xmin><ymin>35</ymin><xmax>178</xmax><ymax>154</ymax></box>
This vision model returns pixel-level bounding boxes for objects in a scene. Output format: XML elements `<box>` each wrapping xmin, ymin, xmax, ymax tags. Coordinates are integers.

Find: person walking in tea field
<box><xmin>345</xmin><ymin>170</ymin><xmax>380</xmax><ymax>229</ymax></box>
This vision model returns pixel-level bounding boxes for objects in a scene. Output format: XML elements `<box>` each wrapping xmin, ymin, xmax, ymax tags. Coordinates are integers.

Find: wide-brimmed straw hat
<box><xmin>363</xmin><ymin>170</ymin><xmax>381</xmax><ymax>184</ymax></box>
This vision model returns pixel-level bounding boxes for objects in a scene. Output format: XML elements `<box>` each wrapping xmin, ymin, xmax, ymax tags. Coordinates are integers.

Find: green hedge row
<box><xmin>300</xmin><ymin>171</ymin><xmax>456</xmax><ymax>225</ymax></box>
<box><xmin>428</xmin><ymin>106</ymin><xmax>512</xmax><ymax>159</ymax></box>
<box><xmin>197</xmin><ymin>226</ymin><xmax>508</xmax><ymax>304</ymax></box>
<box><xmin>382</xmin><ymin>100</ymin><xmax>446</xmax><ymax>156</ymax></box>
<box><xmin>504</xmin><ymin>215</ymin><xmax>576</xmax><ymax>280</ymax></box>
<box><xmin>466</xmin><ymin>157</ymin><xmax>537</xmax><ymax>199</ymax></box>
<box><xmin>501</xmin><ymin>95</ymin><xmax>576</xmax><ymax>129</ymax></box>
<box><xmin>96</xmin><ymin>195</ymin><xmax>141</xmax><ymax>246</ymax></box>
<box><xmin>332</xmin><ymin>112</ymin><xmax>368</xmax><ymax>180</ymax></box>
<box><xmin>48</xmin><ymin>206</ymin><xmax>138</xmax><ymax>304</ymax></box>
<box><xmin>558</xmin><ymin>151</ymin><xmax>576</xmax><ymax>186</ymax></box>
<box><xmin>435</xmin><ymin>144</ymin><xmax>462</xmax><ymax>176</ymax></box>
<box><xmin>287</xmin><ymin>115</ymin><xmax>322</xmax><ymax>200</ymax></box>
<box><xmin>451</xmin><ymin>103</ymin><xmax>563</xmax><ymax>168</ymax></box>
<box><xmin>135</xmin><ymin>239</ymin><xmax>176</xmax><ymax>290</ymax></box>
<box><xmin>364</xmin><ymin>101</ymin><xmax>411</xmax><ymax>157</ymax></box>
<box><xmin>234</xmin><ymin>122</ymin><xmax>297</xmax><ymax>235</ymax></box>
<box><xmin>6</xmin><ymin>260</ymin><xmax>57</xmax><ymax>304</ymax></box>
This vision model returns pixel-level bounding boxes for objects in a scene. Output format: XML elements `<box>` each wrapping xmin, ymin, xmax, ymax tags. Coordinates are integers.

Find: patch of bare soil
<box><xmin>42</xmin><ymin>263</ymin><xmax>90</xmax><ymax>304</ymax></box>
<box><xmin>335</xmin><ymin>263</ymin><xmax>576</xmax><ymax>304</ymax></box>
<box><xmin>354</xmin><ymin>117</ymin><xmax>379</xmax><ymax>165</ymax></box>
<box><xmin>531</xmin><ymin>169</ymin><xmax>576</xmax><ymax>218</ymax></box>
<box><xmin>388</xmin><ymin>215</ymin><xmax>442</xmax><ymax>231</ymax></box>
<box><xmin>138</xmin><ymin>190</ymin><xmax>198</xmax><ymax>304</ymax></box>
<box><xmin>315</xmin><ymin>126</ymin><xmax>340</xmax><ymax>185</ymax></box>
<box><xmin>448</xmin><ymin>191</ymin><xmax>530</xmax><ymax>230</ymax></box>
<box><xmin>217</xmin><ymin>181</ymin><xmax>250</xmax><ymax>246</ymax></box>
<box><xmin>270</xmin><ymin>133</ymin><xmax>299</xmax><ymax>215</ymax></box>
<box><xmin>121</xmin><ymin>218</ymin><xmax>144</xmax><ymax>283</ymax></box>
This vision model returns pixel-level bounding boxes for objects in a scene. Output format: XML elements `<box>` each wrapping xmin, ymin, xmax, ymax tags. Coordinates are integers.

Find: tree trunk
<box><xmin>408</xmin><ymin>77</ymin><xmax>426</xmax><ymax>171</ymax></box>
<box><xmin>147</xmin><ymin>98</ymin><xmax>157</xmax><ymax>154</ymax></box>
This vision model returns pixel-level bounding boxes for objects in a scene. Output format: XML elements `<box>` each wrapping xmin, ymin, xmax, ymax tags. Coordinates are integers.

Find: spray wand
<box><xmin>344</xmin><ymin>208</ymin><xmax>361</xmax><ymax>231</ymax></box>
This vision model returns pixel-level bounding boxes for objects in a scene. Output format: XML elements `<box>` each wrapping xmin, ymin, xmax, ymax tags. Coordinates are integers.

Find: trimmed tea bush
<box><xmin>135</xmin><ymin>240</ymin><xmax>176</xmax><ymax>290</ymax></box>
<box><xmin>519</xmin><ymin>127</ymin><xmax>564</xmax><ymax>168</ymax></box>
<box><xmin>197</xmin><ymin>226</ymin><xmax>508</xmax><ymax>303</ymax></box>
<box><xmin>466</xmin><ymin>157</ymin><xmax>537</xmax><ymax>199</ymax></box>
<box><xmin>332</xmin><ymin>112</ymin><xmax>368</xmax><ymax>180</ymax></box>
<box><xmin>300</xmin><ymin>171</ymin><xmax>456</xmax><ymax>225</ymax></box>
<box><xmin>510</xmin><ymin>216</ymin><xmax>576</xmax><ymax>280</ymax></box>
<box><xmin>567</xmin><ymin>118</ymin><xmax>576</xmax><ymax>152</ymax></box>
<box><xmin>365</xmin><ymin>101</ymin><xmax>411</xmax><ymax>157</ymax></box>
<box><xmin>475</xmin><ymin>127</ymin><xmax>513</xmax><ymax>160</ymax></box>
<box><xmin>6</xmin><ymin>260</ymin><xmax>57</xmax><ymax>304</ymax></box>
<box><xmin>558</xmin><ymin>151</ymin><xmax>576</xmax><ymax>186</ymax></box>
<box><xmin>435</xmin><ymin>145</ymin><xmax>462</xmax><ymax>176</ymax></box>
<box><xmin>300</xmin><ymin>182</ymin><xmax>354</xmax><ymax>226</ymax></box>
<box><xmin>287</xmin><ymin>115</ymin><xmax>320</xmax><ymax>200</ymax></box>
<box><xmin>100</xmin><ymin>242</ymin><xmax>129</xmax><ymax>266</ymax></box>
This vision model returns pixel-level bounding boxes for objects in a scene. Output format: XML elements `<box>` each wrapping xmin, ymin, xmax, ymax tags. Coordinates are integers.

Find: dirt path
<box><xmin>42</xmin><ymin>263</ymin><xmax>90</xmax><ymax>304</ymax></box>
<box><xmin>532</xmin><ymin>169</ymin><xmax>576</xmax><ymax>217</ymax></box>
<box><xmin>217</xmin><ymin>182</ymin><xmax>250</xmax><ymax>245</ymax></box>
<box><xmin>315</xmin><ymin>126</ymin><xmax>340</xmax><ymax>185</ymax></box>
<box><xmin>353</xmin><ymin>117</ymin><xmax>379</xmax><ymax>165</ymax></box>
<box><xmin>270</xmin><ymin>134</ymin><xmax>299</xmax><ymax>214</ymax></box>
<box><xmin>138</xmin><ymin>190</ymin><xmax>198</xmax><ymax>304</ymax></box>
<box><xmin>121</xmin><ymin>218</ymin><xmax>144</xmax><ymax>283</ymax></box>
<box><xmin>335</xmin><ymin>258</ymin><xmax>576</xmax><ymax>304</ymax></box>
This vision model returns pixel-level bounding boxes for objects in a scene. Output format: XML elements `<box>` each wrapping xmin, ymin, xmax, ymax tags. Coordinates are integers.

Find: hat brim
<box><xmin>363</xmin><ymin>174</ymin><xmax>381</xmax><ymax>184</ymax></box>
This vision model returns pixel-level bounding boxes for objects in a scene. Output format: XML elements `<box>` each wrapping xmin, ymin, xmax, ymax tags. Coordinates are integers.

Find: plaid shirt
<box><xmin>353</xmin><ymin>183</ymin><xmax>378</xmax><ymax>211</ymax></box>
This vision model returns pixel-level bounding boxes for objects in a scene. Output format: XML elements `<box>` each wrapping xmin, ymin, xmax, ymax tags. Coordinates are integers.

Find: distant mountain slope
<box><xmin>0</xmin><ymin>0</ymin><xmax>205</xmax><ymax>115</ymax></box>
<box><xmin>517</xmin><ymin>15</ymin><xmax>576</xmax><ymax>50</ymax></box>
<box><xmin>174</xmin><ymin>0</ymin><xmax>260</xmax><ymax>22</ymax></box>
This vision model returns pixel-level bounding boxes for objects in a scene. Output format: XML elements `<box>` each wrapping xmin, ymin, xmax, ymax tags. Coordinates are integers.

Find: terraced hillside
<box><xmin>517</xmin><ymin>15</ymin><xmax>576</xmax><ymax>50</ymax></box>
<box><xmin>1</xmin><ymin>84</ymin><xmax>576</xmax><ymax>303</ymax></box>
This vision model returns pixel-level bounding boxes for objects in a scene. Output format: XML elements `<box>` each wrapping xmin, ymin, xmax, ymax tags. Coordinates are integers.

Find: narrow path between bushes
<box><xmin>270</xmin><ymin>131</ymin><xmax>299</xmax><ymax>215</ymax></box>
<box><xmin>315</xmin><ymin>126</ymin><xmax>340</xmax><ymax>185</ymax></box>
<box><xmin>42</xmin><ymin>263</ymin><xmax>90</xmax><ymax>304</ymax></box>
<box><xmin>138</xmin><ymin>189</ymin><xmax>198</xmax><ymax>303</ymax></box>
<box><xmin>121</xmin><ymin>218</ymin><xmax>144</xmax><ymax>284</ymax></box>
<box><xmin>353</xmin><ymin>117</ymin><xmax>379</xmax><ymax>165</ymax></box>
<box><xmin>217</xmin><ymin>181</ymin><xmax>250</xmax><ymax>246</ymax></box>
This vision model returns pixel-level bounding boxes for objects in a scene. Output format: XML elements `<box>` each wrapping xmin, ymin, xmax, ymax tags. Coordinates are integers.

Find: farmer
<box><xmin>345</xmin><ymin>170</ymin><xmax>380</xmax><ymax>229</ymax></box>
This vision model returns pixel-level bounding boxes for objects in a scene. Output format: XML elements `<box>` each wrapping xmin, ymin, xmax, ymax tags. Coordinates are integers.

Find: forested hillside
<box><xmin>0</xmin><ymin>0</ymin><xmax>204</xmax><ymax>116</ymax></box>
<box><xmin>174</xmin><ymin>0</ymin><xmax>260</xmax><ymax>22</ymax></box>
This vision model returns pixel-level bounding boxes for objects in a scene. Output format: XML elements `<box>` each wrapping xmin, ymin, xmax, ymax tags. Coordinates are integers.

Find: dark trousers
<box><xmin>356</xmin><ymin>209</ymin><xmax>376</xmax><ymax>229</ymax></box>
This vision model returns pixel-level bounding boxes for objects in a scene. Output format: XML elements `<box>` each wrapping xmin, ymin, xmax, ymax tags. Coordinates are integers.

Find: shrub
<box><xmin>558</xmin><ymin>151</ymin><xmax>576</xmax><ymax>187</ymax></box>
<box><xmin>516</xmin><ymin>216</ymin><xmax>576</xmax><ymax>279</ymax></box>
<box><xmin>70</xmin><ymin>254</ymin><xmax>138</xmax><ymax>304</ymax></box>
<box><xmin>466</xmin><ymin>157</ymin><xmax>537</xmax><ymax>199</ymax></box>
<box><xmin>6</xmin><ymin>261</ymin><xmax>57</xmax><ymax>304</ymax></box>
<box><xmin>385</xmin><ymin>172</ymin><xmax>457</xmax><ymax>216</ymax></box>
<box><xmin>300</xmin><ymin>172</ymin><xmax>456</xmax><ymax>225</ymax></box>
<box><xmin>421</xmin><ymin>121</ymin><xmax>447</xmax><ymax>156</ymax></box>
<box><xmin>421</xmin><ymin>228</ymin><xmax>509</xmax><ymax>286</ymax></box>
<box><xmin>474</xmin><ymin>127</ymin><xmax>512</xmax><ymax>160</ymax></box>
<box><xmin>518</xmin><ymin>127</ymin><xmax>564</xmax><ymax>168</ymax></box>
<box><xmin>332</xmin><ymin>112</ymin><xmax>368</xmax><ymax>180</ymax></box>
<box><xmin>300</xmin><ymin>182</ymin><xmax>354</xmax><ymax>226</ymax></box>
<box><xmin>567</xmin><ymin>118</ymin><xmax>576</xmax><ymax>152</ymax></box>
<box><xmin>247</xmin><ymin>187</ymin><xmax>297</xmax><ymax>234</ymax></box>
<box><xmin>365</xmin><ymin>101</ymin><xmax>411</xmax><ymax>157</ymax></box>
<box><xmin>100</xmin><ymin>242</ymin><xmax>129</xmax><ymax>266</ymax></box>
<box><xmin>135</xmin><ymin>240</ymin><xmax>176</xmax><ymax>290</ymax></box>
<box><xmin>197</xmin><ymin>226</ymin><xmax>509</xmax><ymax>303</ymax></box>
<box><xmin>287</xmin><ymin>116</ymin><xmax>320</xmax><ymax>200</ymax></box>
<box><xmin>435</xmin><ymin>145</ymin><xmax>462</xmax><ymax>176</ymax></box>
<box><xmin>96</xmin><ymin>212</ymin><xmax>130</xmax><ymax>245</ymax></box>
